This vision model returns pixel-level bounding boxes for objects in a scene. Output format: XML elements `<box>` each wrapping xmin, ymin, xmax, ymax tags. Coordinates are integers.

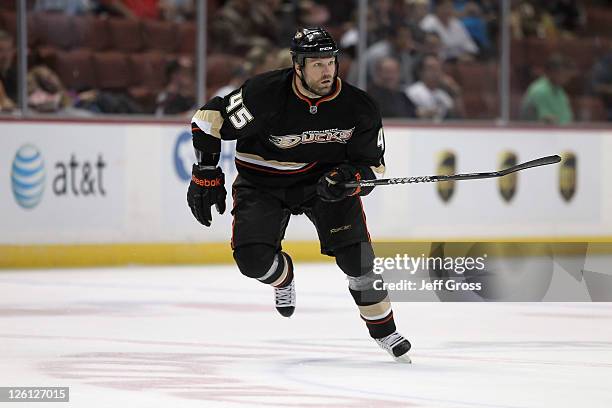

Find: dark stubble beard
<box><xmin>299</xmin><ymin>70</ymin><xmax>333</xmax><ymax>97</ymax></box>
<box><xmin>310</xmin><ymin>77</ymin><xmax>333</xmax><ymax>97</ymax></box>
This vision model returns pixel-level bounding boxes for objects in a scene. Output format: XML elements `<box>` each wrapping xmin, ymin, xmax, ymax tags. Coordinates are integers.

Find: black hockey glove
<box><xmin>317</xmin><ymin>164</ymin><xmax>374</xmax><ymax>202</ymax></box>
<box><xmin>187</xmin><ymin>165</ymin><xmax>226</xmax><ymax>227</ymax></box>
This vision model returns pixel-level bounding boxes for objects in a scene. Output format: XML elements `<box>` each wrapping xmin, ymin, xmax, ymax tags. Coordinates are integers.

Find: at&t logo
<box><xmin>11</xmin><ymin>144</ymin><xmax>46</xmax><ymax>209</ymax></box>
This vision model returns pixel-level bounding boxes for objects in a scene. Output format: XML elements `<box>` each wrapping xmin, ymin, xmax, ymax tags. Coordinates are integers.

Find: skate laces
<box><xmin>274</xmin><ymin>279</ymin><xmax>295</xmax><ymax>307</ymax></box>
<box><xmin>375</xmin><ymin>331</ymin><xmax>406</xmax><ymax>351</ymax></box>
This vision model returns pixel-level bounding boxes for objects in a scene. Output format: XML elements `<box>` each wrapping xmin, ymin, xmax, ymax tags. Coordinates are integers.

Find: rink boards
<box><xmin>0</xmin><ymin>120</ymin><xmax>610</xmax><ymax>266</ymax></box>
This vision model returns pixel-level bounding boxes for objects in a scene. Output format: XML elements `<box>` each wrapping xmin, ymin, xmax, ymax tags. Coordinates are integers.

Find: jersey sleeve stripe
<box><xmin>371</xmin><ymin>164</ymin><xmax>386</xmax><ymax>177</ymax></box>
<box><xmin>235</xmin><ymin>159</ymin><xmax>319</xmax><ymax>175</ymax></box>
<box><xmin>235</xmin><ymin>152</ymin><xmax>310</xmax><ymax>170</ymax></box>
<box><xmin>192</xmin><ymin>109</ymin><xmax>224</xmax><ymax>139</ymax></box>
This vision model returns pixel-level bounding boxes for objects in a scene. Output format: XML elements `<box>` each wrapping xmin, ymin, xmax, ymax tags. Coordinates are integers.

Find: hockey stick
<box><xmin>341</xmin><ymin>155</ymin><xmax>562</xmax><ymax>188</ymax></box>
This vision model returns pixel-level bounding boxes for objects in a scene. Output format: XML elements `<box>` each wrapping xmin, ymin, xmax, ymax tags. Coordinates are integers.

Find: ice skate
<box><xmin>375</xmin><ymin>331</ymin><xmax>412</xmax><ymax>363</ymax></box>
<box><xmin>274</xmin><ymin>277</ymin><xmax>295</xmax><ymax>317</ymax></box>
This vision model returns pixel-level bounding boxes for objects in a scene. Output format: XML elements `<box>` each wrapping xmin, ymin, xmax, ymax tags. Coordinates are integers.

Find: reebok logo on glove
<box><xmin>192</xmin><ymin>176</ymin><xmax>223</xmax><ymax>187</ymax></box>
<box><xmin>187</xmin><ymin>165</ymin><xmax>227</xmax><ymax>227</ymax></box>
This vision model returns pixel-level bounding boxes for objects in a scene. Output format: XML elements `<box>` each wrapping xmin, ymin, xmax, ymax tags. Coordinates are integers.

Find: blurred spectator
<box><xmin>34</xmin><ymin>0</ymin><xmax>96</xmax><ymax>14</ymax></box>
<box><xmin>244</xmin><ymin>45</ymin><xmax>280</xmax><ymax>76</ymax></box>
<box><xmin>405</xmin><ymin>0</ymin><xmax>430</xmax><ymax>27</ymax></box>
<box><xmin>520</xmin><ymin>54</ymin><xmax>574</xmax><ymax>125</ymax></box>
<box><xmin>420</xmin><ymin>0</ymin><xmax>478</xmax><ymax>61</ymax></box>
<box><xmin>214</xmin><ymin>65</ymin><xmax>249</xmax><ymax>98</ymax></box>
<box><xmin>338</xmin><ymin>9</ymin><xmax>379</xmax><ymax>56</ymax></box>
<box><xmin>211</xmin><ymin>0</ymin><xmax>281</xmax><ymax>54</ymax></box>
<box><xmin>368</xmin><ymin>56</ymin><xmax>416</xmax><ymax>118</ymax></box>
<box><xmin>214</xmin><ymin>47</ymin><xmax>292</xmax><ymax>98</ymax></box>
<box><xmin>419</xmin><ymin>31</ymin><xmax>443</xmax><ymax>59</ymax></box>
<box><xmin>510</xmin><ymin>1</ymin><xmax>558</xmax><ymax>39</ymax></box>
<box><xmin>339</xmin><ymin>0</ymin><xmax>421</xmax><ymax>57</ymax></box>
<box><xmin>297</xmin><ymin>0</ymin><xmax>330</xmax><ymax>27</ymax></box>
<box><xmin>453</xmin><ymin>1</ymin><xmax>492</xmax><ymax>55</ymax></box>
<box><xmin>213</xmin><ymin>45</ymin><xmax>334</xmax><ymax>100</ymax></box>
<box><xmin>389</xmin><ymin>0</ymin><xmax>414</xmax><ymax>28</ymax></box>
<box><xmin>367</xmin><ymin>0</ymin><xmax>393</xmax><ymax>45</ymax></box>
<box><xmin>159</xmin><ymin>0</ymin><xmax>194</xmax><ymax>22</ymax></box>
<box><xmin>0</xmin><ymin>82</ymin><xmax>13</xmax><ymax>112</ymax></box>
<box><xmin>452</xmin><ymin>0</ymin><xmax>498</xmax><ymax>17</ymax></box>
<box><xmin>218</xmin><ymin>46</ymin><xmax>268</xmax><ymax>99</ymax></box>
<box><xmin>76</xmin><ymin>89</ymin><xmax>143</xmax><ymax>114</ymax></box>
<box><xmin>348</xmin><ymin>25</ymin><xmax>419</xmax><ymax>88</ymax></box>
<box><xmin>274</xmin><ymin>48</ymin><xmax>294</xmax><ymax>70</ymax></box>
<box><xmin>156</xmin><ymin>56</ymin><xmax>196</xmax><ymax>116</ymax></box>
<box><xmin>27</xmin><ymin>66</ymin><xmax>91</xmax><ymax>116</ymax></box>
<box><xmin>27</xmin><ymin>66</ymin><xmax>67</xmax><ymax>113</ymax></box>
<box><xmin>405</xmin><ymin>54</ymin><xmax>461</xmax><ymax>120</ymax></box>
<box><xmin>590</xmin><ymin>50</ymin><xmax>612</xmax><ymax>121</ymax></box>
<box><xmin>544</xmin><ymin>0</ymin><xmax>584</xmax><ymax>35</ymax></box>
<box><xmin>99</xmin><ymin>0</ymin><xmax>160</xmax><ymax>20</ymax></box>
<box><xmin>315</xmin><ymin>0</ymin><xmax>354</xmax><ymax>26</ymax></box>
<box><xmin>0</xmin><ymin>30</ymin><xmax>16</xmax><ymax>112</ymax></box>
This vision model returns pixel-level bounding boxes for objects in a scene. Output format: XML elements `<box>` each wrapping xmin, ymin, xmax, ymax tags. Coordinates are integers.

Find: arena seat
<box><xmin>0</xmin><ymin>12</ymin><xmax>30</xmax><ymax>49</ymax></box>
<box><xmin>573</xmin><ymin>96</ymin><xmax>607</xmax><ymax>122</ymax></box>
<box><xmin>93</xmin><ymin>51</ymin><xmax>132</xmax><ymax>90</ymax></box>
<box><xmin>129</xmin><ymin>51</ymin><xmax>167</xmax><ymax>91</ymax></box>
<box><xmin>53</xmin><ymin>49</ymin><xmax>96</xmax><ymax>91</ymax></box>
<box><xmin>0</xmin><ymin>2</ymin><xmax>15</xmax><ymax>11</ymax></box>
<box><xmin>585</xmin><ymin>7</ymin><xmax>612</xmax><ymax>37</ymax></box>
<box><xmin>33</xmin><ymin>12</ymin><xmax>73</xmax><ymax>49</ymax></box>
<box><xmin>462</xmin><ymin>92</ymin><xmax>498</xmax><ymax>119</ymax></box>
<box><xmin>206</xmin><ymin>54</ymin><xmax>243</xmax><ymax>90</ymax></box>
<box><xmin>524</xmin><ymin>38</ymin><xmax>550</xmax><ymax>72</ymax></box>
<box><xmin>73</xmin><ymin>15</ymin><xmax>110</xmax><ymax>51</ymax></box>
<box><xmin>142</xmin><ymin>20</ymin><xmax>177</xmax><ymax>53</ymax></box>
<box><xmin>127</xmin><ymin>86</ymin><xmax>157</xmax><ymax>114</ymax></box>
<box><xmin>337</xmin><ymin>55</ymin><xmax>352</xmax><ymax>80</ymax></box>
<box><xmin>510</xmin><ymin>92</ymin><xmax>524</xmax><ymax>121</ymax></box>
<box><xmin>456</xmin><ymin>62</ymin><xmax>498</xmax><ymax>93</ymax></box>
<box><xmin>37</xmin><ymin>45</ymin><xmax>59</xmax><ymax>66</ymax></box>
<box><xmin>511</xmin><ymin>66</ymin><xmax>531</xmax><ymax>94</ymax></box>
<box><xmin>510</xmin><ymin>39</ymin><xmax>527</xmax><ymax>67</ymax></box>
<box><xmin>108</xmin><ymin>18</ymin><xmax>142</xmax><ymax>52</ymax></box>
<box><xmin>0</xmin><ymin>10</ymin><xmax>16</xmax><ymax>38</ymax></box>
<box><xmin>561</xmin><ymin>38</ymin><xmax>602</xmax><ymax>71</ymax></box>
<box><xmin>177</xmin><ymin>22</ymin><xmax>196</xmax><ymax>56</ymax></box>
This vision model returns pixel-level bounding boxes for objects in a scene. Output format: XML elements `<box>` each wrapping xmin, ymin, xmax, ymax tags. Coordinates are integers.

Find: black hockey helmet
<box><xmin>290</xmin><ymin>27</ymin><xmax>339</xmax><ymax>66</ymax></box>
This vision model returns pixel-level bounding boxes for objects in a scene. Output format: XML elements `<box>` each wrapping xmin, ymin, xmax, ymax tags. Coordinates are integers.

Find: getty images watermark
<box><xmin>372</xmin><ymin>253</ymin><xmax>488</xmax><ymax>292</ymax></box>
<box><xmin>365</xmin><ymin>242</ymin><xmax>612</xmax><ymax>302</ymax></box>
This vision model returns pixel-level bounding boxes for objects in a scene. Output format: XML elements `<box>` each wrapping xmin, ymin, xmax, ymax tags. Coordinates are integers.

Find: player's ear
<box><xmin>294</xmin><ymin>63</ymin><xmax>303</xmax><ymax>78</ymax></box>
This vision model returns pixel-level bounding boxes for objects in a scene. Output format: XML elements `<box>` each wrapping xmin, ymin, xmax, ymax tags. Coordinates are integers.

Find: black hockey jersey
<box><xmin>191</xmin><ymin>68</ymin><xmax>385</xmax><ymax>188</ymax></box>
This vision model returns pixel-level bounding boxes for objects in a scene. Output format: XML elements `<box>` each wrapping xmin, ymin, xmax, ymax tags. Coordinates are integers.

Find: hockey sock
<box><xmin>258</xmin><ymin>252</ymin><xmax>293</xmax><ymax>287</ymax></box>
<box><xmin>349</xmin><ymin>287</ymin><xmax>397</xmax><ymax>339</ymax></box>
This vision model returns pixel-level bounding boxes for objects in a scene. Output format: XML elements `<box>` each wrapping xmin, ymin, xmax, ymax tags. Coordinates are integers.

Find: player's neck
<box><xmin>294</xmin><ymin>73</ymin><xmax>323</xmax><ymax>99</ymax></box>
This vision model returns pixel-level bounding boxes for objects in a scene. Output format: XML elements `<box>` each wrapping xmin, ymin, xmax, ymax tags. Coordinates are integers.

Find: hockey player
<box><xmin>187</xmin><ymin>27</ymin><xmax>411</xmax><ymax>362</ymax></box>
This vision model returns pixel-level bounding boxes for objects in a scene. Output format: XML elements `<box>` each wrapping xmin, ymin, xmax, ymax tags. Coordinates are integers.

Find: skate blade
<box><xmin>393</xmin><ymin>353</ymin><xmax>412</xmax><ymax>364</ymax></box>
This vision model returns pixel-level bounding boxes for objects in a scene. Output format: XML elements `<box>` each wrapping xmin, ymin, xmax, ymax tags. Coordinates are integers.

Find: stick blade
<box><xmin>504</xmin><ymin>155</ymin><xmax>562</xmax><ymax>174</ymax></box>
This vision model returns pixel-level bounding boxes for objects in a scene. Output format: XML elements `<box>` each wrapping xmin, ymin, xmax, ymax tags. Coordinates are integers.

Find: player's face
<box><xmin>301</xmin><ymin>57</ymin><xmax>336</xmax><ymax>96</ymax></box>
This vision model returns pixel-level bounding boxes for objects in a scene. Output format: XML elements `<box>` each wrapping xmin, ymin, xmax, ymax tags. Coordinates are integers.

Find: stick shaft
<box><xmin>342</xmin><ymin>155</ymin><xmax>561</xmax><ymax>188</ymax></box>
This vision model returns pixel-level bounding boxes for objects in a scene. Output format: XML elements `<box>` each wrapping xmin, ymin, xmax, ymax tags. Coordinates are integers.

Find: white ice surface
<box><xmin>0</xmin><ymin>264</ymin><xmax>611</xmax><ymax>408</ymax></box>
